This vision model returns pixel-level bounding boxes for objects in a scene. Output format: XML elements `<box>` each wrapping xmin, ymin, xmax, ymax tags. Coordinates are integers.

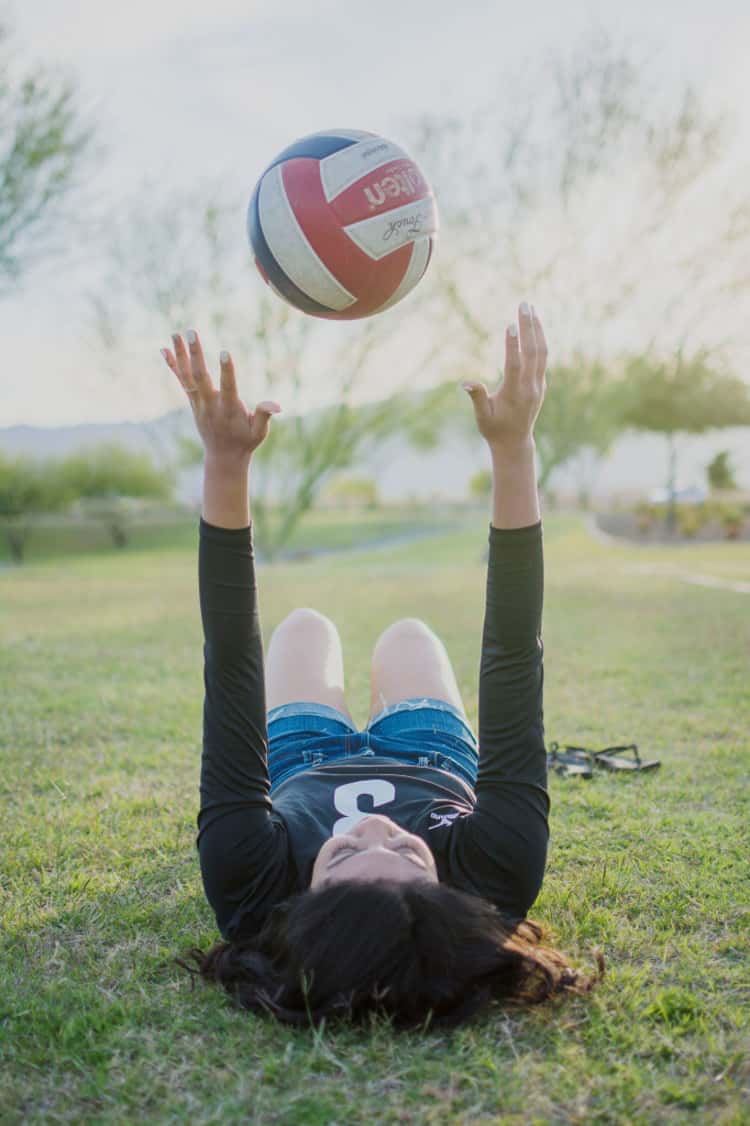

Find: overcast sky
<box><xmin>2</xmin><ymin>0</ymin><xmax>749</xmax><ymax>427</ymax></box>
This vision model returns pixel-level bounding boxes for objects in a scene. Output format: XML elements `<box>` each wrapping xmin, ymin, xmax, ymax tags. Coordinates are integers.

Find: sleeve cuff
<box><xmin>200</xmin><ymin>517</ymin><xmax>252</xmax><ymax>541</ymax></box>
<box><xmin>488</xmin><ymin>520</ymin><xmax>542</xmax><ymax>542</ymax></box>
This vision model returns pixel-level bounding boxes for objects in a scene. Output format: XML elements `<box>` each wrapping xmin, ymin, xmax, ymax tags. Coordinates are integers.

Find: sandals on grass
<box><xmin>590</xmin><ymin>743</ymin><xmax>661</xmax><ymax>772</ymax></box>
<box><xmin>547</xmin><ymin>742</ymin><xmax>594</xmax><ymax>778</ymax></box>
<box><xmin>547</xmin><ymin>741</ymin><xmax>661</xmax><ymax>778</ymax></box>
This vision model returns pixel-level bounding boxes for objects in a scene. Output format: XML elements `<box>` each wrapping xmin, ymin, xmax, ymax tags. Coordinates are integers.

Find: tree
<box><xmin>0</xmin><ymin>454</ymin><xmax>70</xmax><ymax>561</ymax></box>
<box><xmin>621</xmin><ymin>351</ymin><xmax>750</xmax><ymax>525</ymax></box>
<box><xmin>0</xmin><ymin>22</ymin><xmax>93</xmax><ymax>291</ymax></box>
<box><xmin>706</xmin><ymin>450</ymin><xmax>738</xmax><ymax>493</ymax></box>
<box><xmin>322</xmin><ymin>475</ymin><xmax>380</xmax><ymax>509</ymax></box>
<box><xmin>408</xmin><ymin>29</ymin><xmax>750</xmax><ymax>482</ymax></box>
<box><xmin>248</xmin><ymin>382</ymin><xmax>456</xmax><ymax>556</ymax></box>
<box><xmin>468</xmin><ymin>469</ymin><xmax>492</xmax><ymax>502</ymax></box>
<box><xmin>534</xmin><ymin>358</ymin><xmax>629</xmax><ymax>494</ymax></box>
<box><xmin>90</xmin><ymin>190</ymin><xmax>456</xmax><ymax>557</ymax></box>
<box><xmin>400</xmin><ymin>358</ymin><xmax>629</xmax><ymax>500</ymax></box>
<box><xmin>58</xmin><ymin>445</ymin><xmax>174</xmax><ymax>547</ymax></box>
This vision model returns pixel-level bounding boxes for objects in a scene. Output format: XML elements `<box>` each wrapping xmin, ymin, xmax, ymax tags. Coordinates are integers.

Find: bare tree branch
<box><xmin>0</xmin><ymin>23</ymin><xmax>94</xmax><ymax>291</ymax></box>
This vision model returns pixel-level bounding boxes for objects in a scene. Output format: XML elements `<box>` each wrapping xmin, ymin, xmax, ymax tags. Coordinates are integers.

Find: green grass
<box><xmin>0</xmin><ymin>504</ymin><xmax>460</xmax><ymax>563</ymax></box>
<box><xmin>1</xmin><ymin>513</ymin><xmax>749</xmax><ymax>1124</ymax></box>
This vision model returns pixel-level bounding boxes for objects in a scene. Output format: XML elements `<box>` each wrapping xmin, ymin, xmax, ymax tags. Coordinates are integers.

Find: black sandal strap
<box><xmin>593</xmin><ymin>744</ymin><xmax>640</xmax><ymax>762</ymax></box>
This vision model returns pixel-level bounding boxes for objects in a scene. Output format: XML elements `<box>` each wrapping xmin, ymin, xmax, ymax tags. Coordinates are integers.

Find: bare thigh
<box><xmin>369</xmin><ymin>618</ymin><xmax>465</xmax><ymax>722</ymax></box>
<box><xmin>265</xmin><ymin>608</ymin><xmax>353</xmax><ymax>719</ymax></box>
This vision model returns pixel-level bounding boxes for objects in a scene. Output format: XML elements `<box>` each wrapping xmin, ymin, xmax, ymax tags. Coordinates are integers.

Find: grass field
<box><xmin>1</xmin><ymin>513</ymin><xmax>749</xmax><ymax>1124</ymax></box>
<box><xmin>0</xmin><ymin>505</ymin><xmax>459</xmax><ymax>564</ymax></box>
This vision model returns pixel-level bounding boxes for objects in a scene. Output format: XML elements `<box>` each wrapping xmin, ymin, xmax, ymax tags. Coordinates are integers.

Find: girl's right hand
<box><xmin>462</xmin><ymin>302</ymin><xmax>547</xmax><ymax>452</ymax></box>
<box><xmin>160</xmin><ymin>329</ymin><xmax>281</xmax><ymax>465</ymax></box>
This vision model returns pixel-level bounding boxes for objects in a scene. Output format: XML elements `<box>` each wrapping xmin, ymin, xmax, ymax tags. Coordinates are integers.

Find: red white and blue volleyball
<box><xmin>247</xmin><ymin>129</ymin><xmax>438</xmax><ymax>319</ymax></box>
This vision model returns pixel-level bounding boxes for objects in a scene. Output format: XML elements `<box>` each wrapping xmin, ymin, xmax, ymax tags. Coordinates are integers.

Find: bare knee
<box><xmin>373</xmin><ymin>617</ymin><xmax>436</xmax><ymax>654</ymax></box>
<box><xmin>266</xmin><ymin>607</ymin><xmax>349</xmax><ymax>715</ymax></box>
<box><xmin>369</xmin><ymin>616</ymin><xmax>462</xmax><ymax>716</ymax></box>
<box><xmin>274</xmin><ymin>607</ymin><xmax>336</xmax><ymax>636</ymax></box>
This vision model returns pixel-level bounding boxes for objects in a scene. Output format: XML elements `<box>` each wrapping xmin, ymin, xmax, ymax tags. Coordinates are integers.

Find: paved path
<box><xmin>263</xmin><ymin>525</ymin><xmax>456</xmax><ymax>564</ymax></box>
<box><xmin>586</xmin><ymin>515</ymin><xmax>750</xmax><ymax>595</ymax></box>
<box><xmin>622</xmin><ymin>562</ymin><xmax>750</xmax><ymax>595</ymax></box>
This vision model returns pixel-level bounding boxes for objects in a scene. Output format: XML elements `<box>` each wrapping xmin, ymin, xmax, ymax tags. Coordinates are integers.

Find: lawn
<box><xmin>1</xmin><ymin>513</ymin><xmax>748</xmax><ymax>1124</ymax></box>
<box><xmin>0</xmin><ymin>505</ymin><xmax>460</xmax><ymax>564</ymax></box>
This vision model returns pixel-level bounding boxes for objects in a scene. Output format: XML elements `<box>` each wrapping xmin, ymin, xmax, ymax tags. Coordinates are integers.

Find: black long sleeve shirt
<box><xmin>196</xmin><ymin>519</ymin><xmax>548</xmax><ymax>941</ymax></box>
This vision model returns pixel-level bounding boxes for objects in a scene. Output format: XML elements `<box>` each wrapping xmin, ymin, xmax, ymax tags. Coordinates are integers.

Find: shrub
<box><xmin>694</xmin><ymin>503</ymin><xmax>712</xmax><ymax>530</ymax></box>
<box><xmin>0</xmin><ymin>454</ymin><xmax>72</xmax><ymax>562</ymax></box>
<box><xmin>468</xmin><ymin>470</ymin><xmax>492</xmax><ymax>502</ymax></box>
<box><xmin>706</xmin><ymin>450</ymin><xmax>738</xmax><ymax>492</ymax></box>
<box><xmin>321</xmin><ymin>476</ymin><xmax>380</xmax><ymax>510</ymax></box>
<box><xmin>718</xmin><ymin>505</ymin><xmax>743</xmax><ymax>540</ymax></box>
<box><xmin>676</xmin><ymin>505</ymin><xmax>702</xmax><ymax>538</ymax></box>
<box><xmin>59</xmin><ymin>445</ymin><xmax>174</xmax><ymax>548</ymax></box>
<box><xmin>635</xmin><ymin>501</ymin><xmax>657</xmax><ymax>532</ymax></box>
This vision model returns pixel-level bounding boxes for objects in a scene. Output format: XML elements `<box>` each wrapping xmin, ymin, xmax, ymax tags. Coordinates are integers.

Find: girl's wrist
<box><xmin>489</xmin><ymin>436</ymin><xmax>540</xmax><ymax>529</ymax></box>
<box><xmin>489</xmin><ymin>436</ymin><xmax>536</xmax><ymax>464</ymax></box>
<box><xmin>202</xmin><ymin>452</ymin><xmax>252</xmax><ymax>529</ymax></box>
<box><xmin>204</xmin><ymin>449</ymin><xmax>252</xmax><ymax>476</ymax></box>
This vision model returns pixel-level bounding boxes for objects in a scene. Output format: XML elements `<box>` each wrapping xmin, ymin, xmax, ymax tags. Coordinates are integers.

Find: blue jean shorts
<box><xmin>267</xmin><ymin>698</ymin><xmax>478</xmax><ymax>792</ymax></box>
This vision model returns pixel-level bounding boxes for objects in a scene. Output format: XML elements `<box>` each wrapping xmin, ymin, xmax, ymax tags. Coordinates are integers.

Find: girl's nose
<box><xmin>355</xmin><ymin>814</ymin><xmax>397</xmax><ymax>839</ymax></box>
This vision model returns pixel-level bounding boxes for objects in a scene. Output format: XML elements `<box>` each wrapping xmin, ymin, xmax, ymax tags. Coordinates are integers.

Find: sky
<box><xmin>2</xmin><ymin>0</ymin><xmax>750</xmax><ymax>428</ymax></box>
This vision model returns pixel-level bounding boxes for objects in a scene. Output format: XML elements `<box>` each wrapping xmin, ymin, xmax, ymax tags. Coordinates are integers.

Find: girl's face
<box><xmin>310</xmin><ymin>813</ymin><xmax>438</xmax><ymax>888</ymax></box>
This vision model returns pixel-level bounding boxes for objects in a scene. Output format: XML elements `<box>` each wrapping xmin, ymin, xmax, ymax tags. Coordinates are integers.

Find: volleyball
<box><xmin>247</xmin><ymin>129</ymin><xmax>438</xmax><ymax>320</ymax></box>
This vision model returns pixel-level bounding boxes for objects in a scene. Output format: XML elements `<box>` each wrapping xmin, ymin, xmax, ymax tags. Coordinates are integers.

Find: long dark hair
<box><xmin>177</xmin><ymin>881</ymin><xmax>603</xmax><ymax>1028</ymax></box>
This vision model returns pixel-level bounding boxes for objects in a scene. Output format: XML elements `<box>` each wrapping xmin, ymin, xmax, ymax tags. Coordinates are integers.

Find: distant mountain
<box><xmin>0</xmin><ymin>410</ymin><xmax>190</xmax><ymax>461</ymax></box>
<box><xmin>1</xmin><ymin>410</ymin><xmax>748</xmax><ymax>502</ymax></box>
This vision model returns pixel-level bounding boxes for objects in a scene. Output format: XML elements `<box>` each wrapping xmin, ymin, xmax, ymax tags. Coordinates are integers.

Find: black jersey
<box><xmin>197</xmin><ymin>519</ymin><xmax>548</xmax><ymax>942</ymax></box>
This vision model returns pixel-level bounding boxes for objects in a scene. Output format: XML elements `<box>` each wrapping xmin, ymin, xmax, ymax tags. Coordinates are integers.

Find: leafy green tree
<box><xmin>59</xmin><ymin>445</ymin><xmax>174</xmax><ymax>547</ymax></box>
<box><xmin>0</xmin><ymin>454</ymin><xmax>70</xmax><ymax>561</ymax></box>
<box><xmin>706</xmin><ymin>450</ymin><xmax>738</xmax><ymax>493</ymax></box>
<box><xmin>621</xmin><ymin>351</ymin><xmax>750</xmax><ymax>526</ymax></box>
<box><xmin>322</xmin><ymin>475</ymin><xmax>380</xmax><ymax>509</ymax></box>
<box><xmin>250</xmin><ymin>388</ymin><xmax>453</xmax><ymax>557</ymax></box>
<box><xmin>91</xmin><ymin>190</ymin><xmax>462</xmax><ymax>556</ymax></box>
<box><xmin>445</xmin><ymin>357</ymin><xmax>626</xmax><ymax>497</ymax></box>
<box><xmin>0</xmin><ymin>22</ymin><xmax>93</xmax><ymax>290</ymax></box>
<box><xmin>535</xmin><ymin>358</ymin><xmax>629</xmax><ymax>493</ymax></box>
<box><xmin>411</xmin><ymin>31</ymin><xmax>749</xmax><ymax>486</ymax></box>
<box><xmin>468</xmin><ymin>469</ymin><xmax>492</xmax><ymax>502</ymax></box>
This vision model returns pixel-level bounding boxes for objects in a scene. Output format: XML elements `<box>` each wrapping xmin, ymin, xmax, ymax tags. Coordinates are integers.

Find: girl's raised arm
<box><xmin>160</xmin><ymin>331</ymin><xmax>290</xmax><ymax>940</ymax></box>
<box><xmin>161</xmin><ymin>329</ymin><xmax>280</xmax><ymax>528</ymax></box>
<box><xmin>463</xmin><ymin>301</ymin><xmax>546</xmax><ymax>530</ymax></box>
<box><xmin>454</xmin><ymin>304</ymin><xmax>549</xmax><ymax>919</ymax></box>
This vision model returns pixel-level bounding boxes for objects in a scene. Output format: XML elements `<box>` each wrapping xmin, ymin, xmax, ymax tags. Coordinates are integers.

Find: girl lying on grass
<box><xmin>160</xmin><ymin>302</ymin><xmax>600</xmax><ymax>1028</ymax></box>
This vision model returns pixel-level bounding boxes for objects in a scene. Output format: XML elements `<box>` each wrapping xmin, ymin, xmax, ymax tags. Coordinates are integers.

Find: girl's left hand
<box><xmin>161</xmin><ymin>329</ymin><xmax>281</xmax><ymax>464</ymax></box>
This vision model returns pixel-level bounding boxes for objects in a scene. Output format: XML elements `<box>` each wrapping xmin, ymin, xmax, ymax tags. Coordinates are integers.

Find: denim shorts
<box><xmin>267</xmin><ymin>698</ymin><xmax>478</xmax><ymax>792</ymax></box>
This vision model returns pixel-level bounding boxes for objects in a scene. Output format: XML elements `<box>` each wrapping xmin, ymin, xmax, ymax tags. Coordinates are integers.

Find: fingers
<box><xmin>170</xmin><ymin>333</ymin><xmax>196</xmax><ymax>392</ymax></box>
<box><xmin>461</xmin><ymin>381</ymin><xmax>492</xmax><ymax>429</ymax></box>
<box><xmin>160</xmin><ymin>347</ymin><xmax>178</xmax><ymax>377</ymax></box>
<box><xmin>255</xmin><ymin>399</ymin><xmax>282</xmax><ymax>415</ymax></box>
<box><xmin>530</xmin><ymin>305</ymin><xmax>548</xmax><ymax>382</ymax></box>
<box><xmin>509</xmin><ymin>304</ymin><xmax>542</xmax><ymax>387</ymax></box>
<box><xmin>219</xmin><ymin>349</ymin><xmax>238</xmax><ymax>399</ymax></box>
<box><xmin>185</xmin><ymin>329</ymin><xmax>215</xmax><ymax>397</ymax></box>
<box><xmin>163</xmin><ymin>330</ymin><xmax>217</xmax><ymax>401</ymax></box>
<box><xmin>161</xmin><ymin>343</ymin><xmax>199</xmax><ymax>401</ymax></box>
<box><xmin>503</xmin><ymin>322</ymin><xmax>522</xmax><ymax>393</ymax></box>
<box><xmin>249</xmin><ymin>400</ymin><xmax>282</xmax><ymax>448</ymax></box>
<box><xmin>517</xmin><ymin>301</ymin><xmax>537</xmax><ymax>382</ymax></box>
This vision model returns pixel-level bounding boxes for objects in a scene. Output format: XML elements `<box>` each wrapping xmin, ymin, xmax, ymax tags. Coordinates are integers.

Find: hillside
<box><xmin>1</xmin><ymin>410</ymin><xmax>748</xmax><ymax>502</ymax></box>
